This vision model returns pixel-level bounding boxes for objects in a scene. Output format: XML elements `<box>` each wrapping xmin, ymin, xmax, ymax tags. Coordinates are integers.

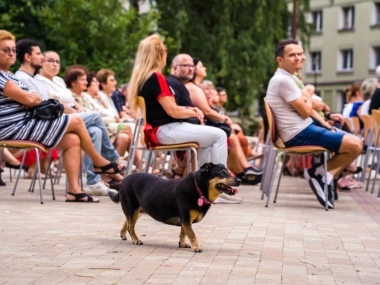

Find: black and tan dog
<box><xmin>108</xmin><ymin>162</ymin><xmax>241</xmax><ymax>252</ymax></box>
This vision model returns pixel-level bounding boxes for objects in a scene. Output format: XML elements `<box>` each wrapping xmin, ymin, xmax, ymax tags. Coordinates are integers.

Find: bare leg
<box><xmin>114</xmin><ymin>133</ymin><xmax>131</xmax><ymax>157</ymax></box>
<box><xmin>56</xmin><ymin>133</ymin><xmax>98</xmax><ymax>201</ymax></box>
<box><xmin>327</xmin><ymin>135</ymin><xmax>363</xmax><ymax>179</ymax></box>
<box><xmin>64</xmin><ymin>114</ymin><xmax>120</xmax><ymax>168</ymax></box>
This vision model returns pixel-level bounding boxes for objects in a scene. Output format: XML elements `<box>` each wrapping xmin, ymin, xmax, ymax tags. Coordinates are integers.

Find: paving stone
<box><xmin>1</xmin><ymin>171</ymin><xmax>380</xmax><ymax>284</ymax></box>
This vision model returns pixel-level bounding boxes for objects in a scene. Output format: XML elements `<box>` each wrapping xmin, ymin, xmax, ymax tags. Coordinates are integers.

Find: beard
<box><xmin>31</xmin><ymin>62</ymin><xmax>42</xmax><ymax>74</ymax></box>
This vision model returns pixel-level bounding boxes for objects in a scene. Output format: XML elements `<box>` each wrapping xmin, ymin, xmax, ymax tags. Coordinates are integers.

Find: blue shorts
<box><xmin>284</xmin><ymin>123</ymin><xmax>345</xmax><ymax>153</ymax></box>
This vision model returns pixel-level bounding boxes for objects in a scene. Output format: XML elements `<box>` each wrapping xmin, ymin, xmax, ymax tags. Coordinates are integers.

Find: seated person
<box><xmin>0</xmin><ymin>29</ymin><xmax>124</xmax><ymax>202</ymax></box>
<box><xmin>342</xmin><ymin>82</ymin><xmax>363</xmax><ymax>119</ymax></box>
<box><xmin>111</xmin><ymin>83</ymin><xmax>135</xmax><ymax>121</ymax></box>
<box><xmin>368</xmin><ymin>66</ymin><xmax>380</xmax><ymax>114</ymax></box>
<box><xmin>266</xmin><ymin>39</ymin><xmax>363</xmax><ymax>209</ymax></box>
<box><xmin>185</xmin><ymin>57</ymin><xmax>262</xmax><ymax>184</ymax></box>
<box><xmin>65</xmin><ymin>66</ymin><xmax>133</xmax><ymax>160</ymax></box>
<box><xmin>214</xmin><ymin>86</ymin><xmax>263</xmax><ymax>160</ymax></box>
<box><xmin>14</xmin><ymin>39</ymin><xmax>61</xmax><ymax>178</ymax></box>
<box><xmin>358</xmin><ymin>78</ymin><xmax>378</xmax><ymax>116</ymax></box>
<box><xmin>128</xmin><ymin>35</ymin><xmax>228</xmax><ymax>174</ymax></box>
<box><xmin>37</xmin><ymin>52</ymin><xmax>125</xmax><ymax>195</ymax></box>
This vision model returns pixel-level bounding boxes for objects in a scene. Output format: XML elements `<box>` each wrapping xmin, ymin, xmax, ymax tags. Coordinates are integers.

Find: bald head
<box><xmin>171</xmin><ymin>53</ymin><xmax>194</xmax><ymax>83</ymax></box>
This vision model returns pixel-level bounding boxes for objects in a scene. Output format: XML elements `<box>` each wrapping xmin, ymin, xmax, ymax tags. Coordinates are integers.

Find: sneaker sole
<box><xmin>309</xmin><ymin>178</ymin><xmax>334</xmax><ymax>209</ymax></box>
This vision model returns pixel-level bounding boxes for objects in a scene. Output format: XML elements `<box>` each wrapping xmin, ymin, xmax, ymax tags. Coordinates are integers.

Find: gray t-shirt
<box><xmin>266</xmin><ymin>68</ymin><xmax>312</xmax><ymax>142</ymax></box>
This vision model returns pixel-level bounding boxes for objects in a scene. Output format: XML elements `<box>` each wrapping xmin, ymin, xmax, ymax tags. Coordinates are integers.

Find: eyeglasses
<box><xmin>0</xmin><ymin>48</ymin><xmax>17</xmax><ymax>55</ymax></box>
<box><xmin>176</xmin><ymin>64</ymin><xmax>195</xmax><ymax>69</ymax></box>
<box><xmin>44</xmin><ymin>58</ymin><xmax>60</xmax><ymax>64</ymax></box>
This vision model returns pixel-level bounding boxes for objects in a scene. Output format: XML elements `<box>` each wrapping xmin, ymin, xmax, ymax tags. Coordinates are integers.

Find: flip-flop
<box><xmin>65</xmin><ymin>192</ymin><xmax>100</xmax><ymax>203</ymax></box>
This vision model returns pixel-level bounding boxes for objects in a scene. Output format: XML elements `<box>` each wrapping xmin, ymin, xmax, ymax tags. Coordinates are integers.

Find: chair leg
<box><xmin>12</xmin><ymin>151</ymin><xmax>27</xmax><ymax>196</ymax></box>
<box><xmin>191</xmin><ymin>147</ymin><xmax>198</xmax><ymax>171</ymax></box>
<box><xmin>261</xmin><ymin>147</ymin><xmax>275</xmax><ymax>200</ymax></box>
<box><xmin>145</xmin><ymin>151</ymin><xmax>153</xmax><ymax>173</ymax></box>
<box><xmin>54</xmin><ymin>152</ymin><xmax>64</xmax><ymax>185</ymax></box>
<box><xmin>366</xmin><ymin>149</ymin><xmax>377</xmax><ymax>192</ymax></box>
<box><xmin>34</xmin><ymin>148</ymin><xmax>44</xmax><ymax>204</ymax></box>
<box><xmin>265</xmin><ymin>151</ymin><xmax>283</xmax><ymax>207</ymax></box>
<box><xmin>360</xmin><ymin>145</ymin><xmax>371</xmax><ymax>183</ymax></box>
<box><xmin>323</xmin><ymin>152</ymin><xmax>329</xmax><ymax>211</ymax></box>
<box><xmin>370</xmin><ymin>151</ymin><xmax>380</xmax><ymax>194</ymax></box>
<box><xmin>273</xmin><ymin>153</ymin><xmax>286</xmax><ymax>203</ymax></box>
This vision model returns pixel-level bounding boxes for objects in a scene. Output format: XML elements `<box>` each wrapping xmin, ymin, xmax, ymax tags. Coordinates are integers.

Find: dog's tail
<box><xmin>108</xmin><ymin>189</ymin><xmax>120</xmax><ymax>203</ymax></box>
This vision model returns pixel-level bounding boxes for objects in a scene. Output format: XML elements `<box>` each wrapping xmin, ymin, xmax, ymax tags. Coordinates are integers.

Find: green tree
<box><xmin>34</xmin><ymin>0</ymin><xmax>157</xmax><ymax>81</ymax></box>
<box><xmin>0</xmin><ymin>0</ymin><xmax>158</xmax><ymax>82</ymax></box>
<box><xmin>154</xmin><ymin>0</ymin><xmax>290</xmax><ymax>117</ymax></box>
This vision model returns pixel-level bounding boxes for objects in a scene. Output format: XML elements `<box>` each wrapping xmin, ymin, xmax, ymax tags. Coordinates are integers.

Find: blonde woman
<box><xmin>128</xmin><ymin>35</ymin><xmax>228</xmax><ymax>167</ymax></box>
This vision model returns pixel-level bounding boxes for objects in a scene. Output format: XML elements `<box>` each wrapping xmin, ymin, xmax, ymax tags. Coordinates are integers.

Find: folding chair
<box><xmin>0</xmin><ymin>140</ymin><xmax>55</xmax><ymax>204</ymax></box>
<box><xmin>262</xmin><ymin>99</ymin><xmax>332</xmax><ymax>210</ymax></box>
<box><xmin>124</xmin><ymin>97</ymin><xmax>199</xmax><ymax>176</ymax></box>
<box><xmin>362</xmin><ymin>110</ymin><xmax>380</xmax><ymax>196</ymax></box>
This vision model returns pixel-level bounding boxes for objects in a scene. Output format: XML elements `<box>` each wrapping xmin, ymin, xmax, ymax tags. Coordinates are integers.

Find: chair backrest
<box><xmin>136</xmin><ymin>96</ymin><xmax>148</xmax><ymax>147</ymax></box>
<box><xmin>264</xmin><ymin>98</ymin><xmax>284</xmax><ymax>149</ymax></box>
<box><xmin>351</xmin><ymin>116</ymin><xmax>361</xmax><ymax>135</ymax></box>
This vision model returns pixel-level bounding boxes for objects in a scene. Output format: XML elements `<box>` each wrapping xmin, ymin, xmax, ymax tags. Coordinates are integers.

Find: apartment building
<box><xmin>298</xmin><ymin>0</ymin><xmax>380</xmax><ymax>112</ymax></box>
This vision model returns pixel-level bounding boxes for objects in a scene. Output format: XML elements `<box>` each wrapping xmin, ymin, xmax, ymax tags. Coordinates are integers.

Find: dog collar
<box><xmin>194</xmin><ymin>178</ymin><xmax>215</xmax><ymax>206</ymax></box>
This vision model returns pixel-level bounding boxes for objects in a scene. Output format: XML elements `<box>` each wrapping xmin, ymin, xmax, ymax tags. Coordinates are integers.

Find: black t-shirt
<box><xmin>369</xmin><ymin>88</ymin><xmax>380</xmax><ymax>115</ymax></box>
<box><xmin>166</xmin><ymin>75</ymin><xmax>193</xmax><ymax>107</ymax></box>
<box><xmin>139</xmin><ymin>72</ymin><xmax>180</xmax><ymax>127</ymax></box>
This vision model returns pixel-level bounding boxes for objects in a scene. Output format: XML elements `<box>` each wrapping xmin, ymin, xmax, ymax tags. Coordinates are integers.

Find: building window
<box><xmin>312</xmin><ymin>11</ymin><xmax>323</xmax><ymax>32</ymax></box>
<box><xmin>374</xmin><ymin>2</ymin><xmax>380</xmax><ymax>25</ymax></box>
<box><xmin>374</xmin><ymin>47</ymin><xmax>380</xmax><ymax>67</ymax></box>
<box><xmin>310</xmin><ymin>51</ymin><xmax>322</xmax><ymax>72</ymax></box>
<box><xmin>340</xmin><ymin>6</ymin><xmax>355</xmax><ymax>29</ymax></box>
<box><xmin>339</xmin><ymin>49</ymin><xmax>353</xmax><ymax>71</ymax></box>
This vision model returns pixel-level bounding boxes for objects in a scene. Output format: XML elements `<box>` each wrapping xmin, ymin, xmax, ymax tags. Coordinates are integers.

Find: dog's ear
<box><xmin>200</xmin><ymin>162</ymin><xmax>214</xmax><ymax>173</ymax></box>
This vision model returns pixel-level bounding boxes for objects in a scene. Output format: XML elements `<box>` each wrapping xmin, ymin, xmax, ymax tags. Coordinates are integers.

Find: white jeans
<box><xmin>156</xmin><ymin>122</ymin><xmax>227</xmax><ymax>166</ymax></box>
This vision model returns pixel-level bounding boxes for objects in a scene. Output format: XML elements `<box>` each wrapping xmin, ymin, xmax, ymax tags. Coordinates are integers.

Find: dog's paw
<box><xmin>192</xmin><ymin>247</ymin><xmax>203</xmax><ymax>253</ymax></box>
<box><xmin>133</xmin><ymin>240</ymin><xmax>144</xmax><ymax>245</ymax></box>
<box><xmin>178</xmin><ymin>242</ymin><xmax>191</xmax><ymax>248</ymax></box>
<box><xmin>120</xmin><ymin>235</ymin><xmax>127</xmax><ymax>240</ymax></box>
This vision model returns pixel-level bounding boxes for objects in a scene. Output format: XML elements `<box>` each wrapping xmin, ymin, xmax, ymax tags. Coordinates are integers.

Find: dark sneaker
<box><xmin>243</xmin><ymin>167</ymin><xmax>263</xmax><ymax>180</ymax></box>
<box><xmin>241</xmin><ymin>174</ymin><xmax>262</xmax><ymax>185</ymax></box>
<box><xmin>307</xmin><ymin>169</ymin><xmax>334</xmax><ymax>209</ymax></box>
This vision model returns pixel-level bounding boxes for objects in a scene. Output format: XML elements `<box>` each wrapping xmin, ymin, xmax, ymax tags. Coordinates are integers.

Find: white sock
<box><xmin>322</xmin><ymin>172</ymin><xmax>334</xmax><ymax>185</ymax></box>
<box><xmin>315</xmin><ymin>165</ymin><xmax>333</xmax><ymax>185</ymax></box>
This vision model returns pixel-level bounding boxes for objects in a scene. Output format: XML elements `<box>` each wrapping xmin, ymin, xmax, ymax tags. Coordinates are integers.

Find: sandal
<box><xmin>94</xmin><ymin>162</ymin><xmax>123</xmax><ymax>175</ymax></box>
<box><xmin>343</xmin><ymin>166</ymin><xmax>363</xmax><ymax>175</ymax></box>
<box><xmin>65</xmin><ymin>192</ymin><xmax>100</xmax><ymax>203</ymax></box>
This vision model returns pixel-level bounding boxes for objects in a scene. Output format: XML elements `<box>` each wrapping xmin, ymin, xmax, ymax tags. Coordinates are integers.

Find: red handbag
<box><xmin>144</xmin><ymin>123</ymin><xmax>159</xmax><ymax>148</ymax></box>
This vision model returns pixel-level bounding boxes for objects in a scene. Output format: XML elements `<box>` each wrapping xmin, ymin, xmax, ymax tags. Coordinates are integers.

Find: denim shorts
<box><xmin>284</xmin><ymin>123</ymin><xmax>345</xmax><ymax>153</ymax></box>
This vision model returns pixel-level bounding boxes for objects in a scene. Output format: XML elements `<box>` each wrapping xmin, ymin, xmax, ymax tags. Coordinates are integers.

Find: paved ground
<box><xmin>1</xmin><ymin>170</ymin><xmax>380</xmax><ymax>285</ymax></box>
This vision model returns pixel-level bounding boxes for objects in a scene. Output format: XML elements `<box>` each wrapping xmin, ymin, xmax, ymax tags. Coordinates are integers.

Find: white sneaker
<box><xmin>214</xmin><ymin>193</ymin><xmax>243</xmax><ymax>204</ymax></box>
<box><xmin>115</xmin><ymin>157</ymin><xmax>127</xmax><ymax>166</ymax></box>
<box><xmin>85</xmin><ymin>181</ymin><xmax>111</xmax><ymax>196</ymax></box>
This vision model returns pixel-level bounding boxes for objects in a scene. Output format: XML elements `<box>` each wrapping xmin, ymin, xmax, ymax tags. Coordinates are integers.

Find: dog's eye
<box><xmin>221</xmin><ymin>170</ymin><xmax>228</xmax><ymax>176</ymax></box>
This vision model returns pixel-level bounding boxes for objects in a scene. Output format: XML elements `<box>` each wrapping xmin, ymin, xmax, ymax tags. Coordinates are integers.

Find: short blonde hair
<box><xmin>128</xmin><ymin>34</ymin><xmax>167</xmax><ymax>112</ymax></box>
<box><xmin>0</xmin><ymin>30</ymin><xmax>16</xmax><ymax>42</ymax></box>
<box><xmin>360</xmin><ymin>78</ymin><xmax>378</xmax><ymax>100</ymax></box>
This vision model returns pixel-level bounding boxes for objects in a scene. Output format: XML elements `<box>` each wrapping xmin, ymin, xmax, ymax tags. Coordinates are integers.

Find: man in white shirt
<box><xmin>266</xmin><ymin>39</ymin><xmax>363</xmax><ymax>209</ymax></box>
